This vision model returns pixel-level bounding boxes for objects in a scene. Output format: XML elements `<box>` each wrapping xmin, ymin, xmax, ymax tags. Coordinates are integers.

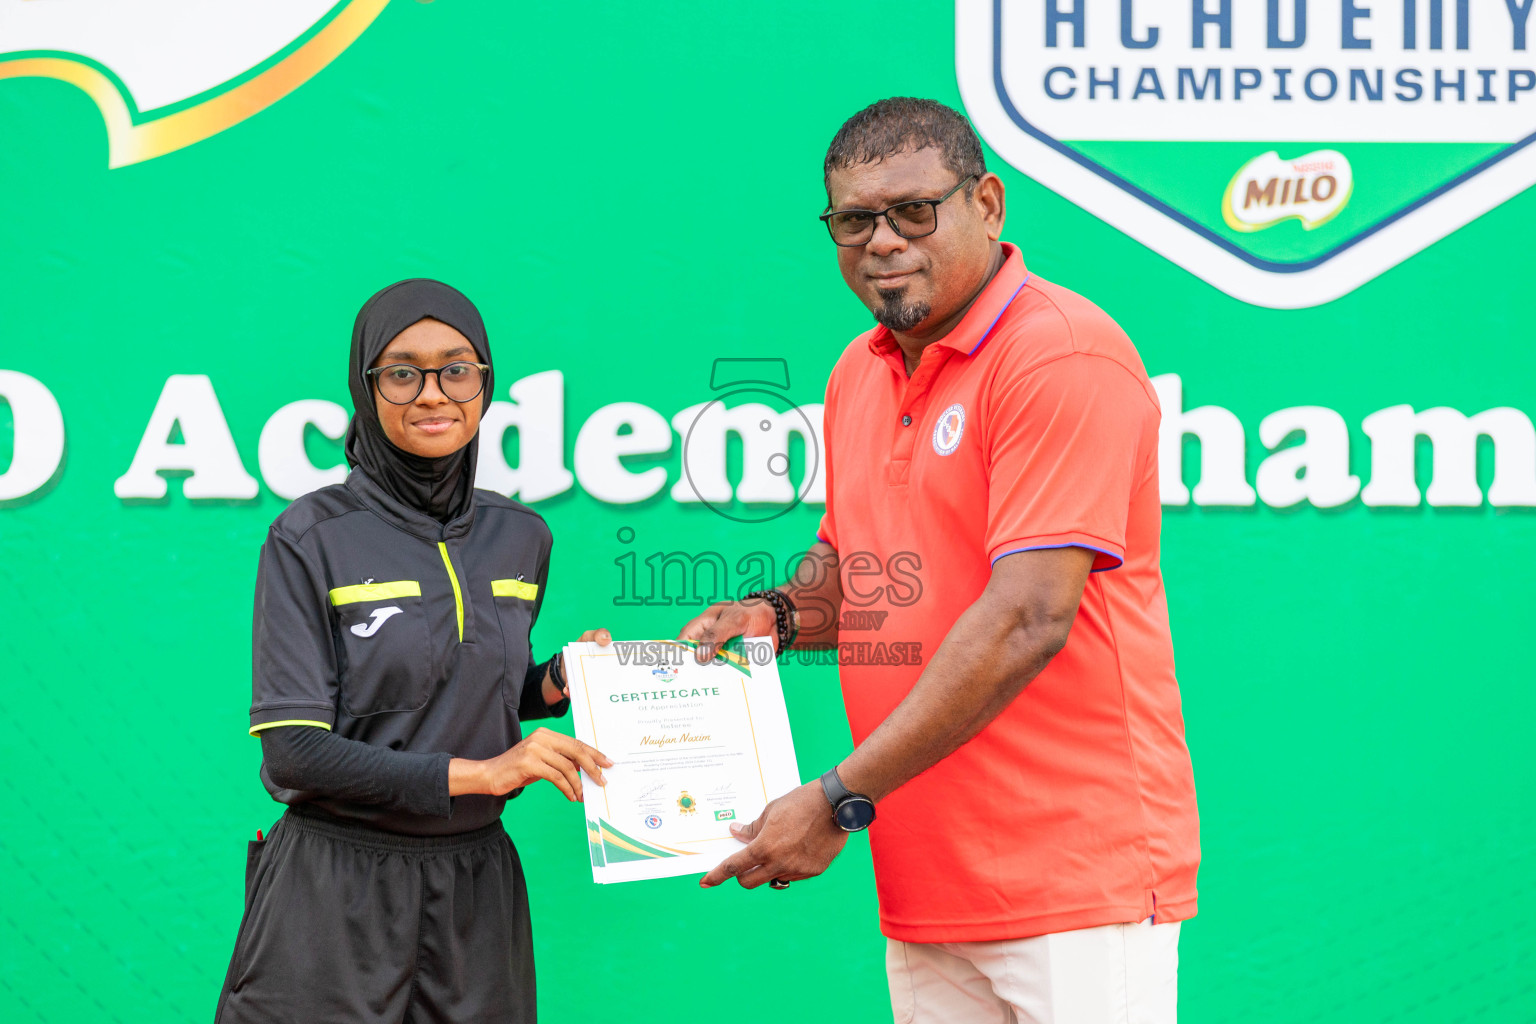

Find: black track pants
<box><xmin>215</xmin><ymin>807</ymin><xmax>536</xmax><ymax>1023</ymax></box>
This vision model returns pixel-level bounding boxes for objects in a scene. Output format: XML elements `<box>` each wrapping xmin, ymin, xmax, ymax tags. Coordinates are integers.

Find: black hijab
<box><xmin>345</xmin><ymin>279</ymin><xmax>493</xmax><ymax>523</ymax></box>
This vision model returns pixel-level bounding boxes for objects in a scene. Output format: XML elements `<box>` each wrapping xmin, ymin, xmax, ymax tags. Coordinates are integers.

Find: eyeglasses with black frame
<box><xmin>820</xmin><ymin>173</ymin><xmax>978</xmax><ymax>247</ymax></box>
<box><xmin>366</xmin><ymin>361</ymin><xmax>490</xmax><ymax>405</ymax></box>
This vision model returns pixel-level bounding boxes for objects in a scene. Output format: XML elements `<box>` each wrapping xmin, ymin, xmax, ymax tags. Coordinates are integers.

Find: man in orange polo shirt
<box><xmin>681</xmin><ymin>97</ymin><xmax>1198</xmax><ymax>1022</ymax></box>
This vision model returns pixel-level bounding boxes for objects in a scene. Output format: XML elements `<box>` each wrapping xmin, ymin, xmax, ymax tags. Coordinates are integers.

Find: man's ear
<box><xmin>976</xmin><ymin>173</ymin><xmax>1007</xmax><ymax>241</ymax></box>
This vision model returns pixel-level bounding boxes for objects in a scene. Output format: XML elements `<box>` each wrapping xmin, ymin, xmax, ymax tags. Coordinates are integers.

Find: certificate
<box><xmin>562</xmin><ymin>637</ymin><xmax>801</xmax><ymax>883</ymax></box>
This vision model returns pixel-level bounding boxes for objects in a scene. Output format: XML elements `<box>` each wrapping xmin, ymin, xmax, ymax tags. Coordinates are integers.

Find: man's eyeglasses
<box><xmin>820</xmin><ymin>174</ymin><xmax>978</xmax><ymax>247</ymax></box>
<box><xmin>366</xmin><ymin>362</ymin><xmax>489</xmax><ymax>405</ymax></box>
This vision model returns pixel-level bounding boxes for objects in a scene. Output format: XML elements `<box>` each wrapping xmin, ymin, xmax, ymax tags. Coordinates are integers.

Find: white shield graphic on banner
<box><xmin>956</xmin><ymin>0</ymin><xmax>1536</xmax><ymax>308</ymax></box>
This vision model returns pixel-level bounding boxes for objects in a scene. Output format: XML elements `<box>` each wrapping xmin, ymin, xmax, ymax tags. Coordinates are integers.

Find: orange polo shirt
<box><xmin>816</xmin><ymin>243</ymin><xmax>1199</xmax><ymax>943</ymax></box>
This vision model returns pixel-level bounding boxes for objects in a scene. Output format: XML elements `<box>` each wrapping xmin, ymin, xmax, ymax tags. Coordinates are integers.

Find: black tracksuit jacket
<box><xmin>248</xmin><ymin>465</ymin><xmax>559</xmax><ymax>835</ymax></box>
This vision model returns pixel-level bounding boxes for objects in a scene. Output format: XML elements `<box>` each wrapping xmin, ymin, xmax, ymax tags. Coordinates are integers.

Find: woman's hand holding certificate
<box><xmin>563</xmin><ymin>637</ymin><xmax>801</xmax><ymax>883</ymax></box>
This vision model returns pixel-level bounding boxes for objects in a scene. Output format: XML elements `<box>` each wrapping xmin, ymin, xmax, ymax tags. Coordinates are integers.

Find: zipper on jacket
<box><xmin>437</xmin><ymin>542</ymin><xmax>464</xmax><ymax>642</ymax></box>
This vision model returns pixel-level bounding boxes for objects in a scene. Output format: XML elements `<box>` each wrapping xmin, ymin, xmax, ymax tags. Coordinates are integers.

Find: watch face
<box><xmin>835</xmin><ymin>797</ymin><xmax>875</xmax><ymax>832</ymax></box>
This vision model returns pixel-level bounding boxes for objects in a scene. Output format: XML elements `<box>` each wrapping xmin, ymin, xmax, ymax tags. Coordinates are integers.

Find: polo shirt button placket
<box><xmin>892</xmin><ymin>406</ymin><xmax>927</xmax><ymax>486</ymax></box>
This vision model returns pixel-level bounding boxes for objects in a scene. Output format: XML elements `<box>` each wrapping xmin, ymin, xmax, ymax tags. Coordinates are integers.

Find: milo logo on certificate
<box><xmin>957</xmin><ymin>0</ymin><xmax>1536</xmax><ymax>307</ymax></box>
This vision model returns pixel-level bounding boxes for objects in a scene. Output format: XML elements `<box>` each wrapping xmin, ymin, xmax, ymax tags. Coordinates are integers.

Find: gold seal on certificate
<box><xmin>562</xmin><ymin>636</ymin><xmax>802</xmax><ymax>883</ymax></box>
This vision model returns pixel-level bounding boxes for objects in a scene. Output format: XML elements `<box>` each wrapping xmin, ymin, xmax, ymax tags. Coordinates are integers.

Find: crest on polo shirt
<box><xmin>932</xmin><ymin>403</ymin><xmax>966</xmax><ymax>456</ymax></box>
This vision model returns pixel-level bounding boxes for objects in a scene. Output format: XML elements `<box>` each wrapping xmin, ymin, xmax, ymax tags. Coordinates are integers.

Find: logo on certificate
<box><xmin>651</xmin><ymin>664</ymin><xmax>678</xmax><ymax>684</ymax></box>
<box><xmin>644</xmin><ymin>815</ymin><xmax>663</xmax><ymax>830</ymax></box>
<box><xmin>677</xmin><ymin>791</ymin><xmax>698</xmax><ymax>816</ymax></box>
<box><xmin>714</xmin><ymin>809</ymin><xmax>735</xmax><ymax>821</ymax></box>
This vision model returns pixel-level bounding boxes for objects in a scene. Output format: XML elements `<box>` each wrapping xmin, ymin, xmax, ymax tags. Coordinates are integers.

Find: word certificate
<box><xmin>564</xmin><ymin>637</ymin><xmax>801</xmax><ymax>883</ymax></box>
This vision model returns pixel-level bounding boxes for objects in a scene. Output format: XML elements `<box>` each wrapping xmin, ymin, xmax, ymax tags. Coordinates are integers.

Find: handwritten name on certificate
<box><xmin>563</xmin><ymin>637</ymin><xmax>801</xmax><ymax>883</ymax></box>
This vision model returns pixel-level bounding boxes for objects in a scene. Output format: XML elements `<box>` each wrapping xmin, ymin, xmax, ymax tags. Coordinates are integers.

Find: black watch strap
<box><xmin>820</xmin><ymin>767</ymin><xmax>876</xmax><ymax>832</ymax></box>
<box><xmin>820</xmin><ymin>766</ymin><xmax>853</xmax><ymax>805</ymax></box>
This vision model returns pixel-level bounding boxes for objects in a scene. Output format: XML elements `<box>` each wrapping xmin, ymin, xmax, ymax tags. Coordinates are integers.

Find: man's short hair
<box><xmin>823</xmin><ymin>97</ymin><xmax>987</xmax><ymax>203</ymax></box>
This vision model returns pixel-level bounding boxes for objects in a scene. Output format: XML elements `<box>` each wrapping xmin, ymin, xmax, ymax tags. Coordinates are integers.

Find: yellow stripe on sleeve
<box><xmin>248</xmin><ymin>719</ymin><xmax>333</xmax><ymax>736</ymax></box>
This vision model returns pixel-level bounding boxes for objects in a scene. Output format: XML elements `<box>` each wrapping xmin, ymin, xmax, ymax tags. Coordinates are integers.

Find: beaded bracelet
<box><xmin>742</xmin><ymin>588</ymin><xmax>799</xmax><ymax>652</ymax></box>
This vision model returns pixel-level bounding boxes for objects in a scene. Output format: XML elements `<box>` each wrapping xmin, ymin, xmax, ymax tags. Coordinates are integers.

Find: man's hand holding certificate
<box><xmin>563</xmin><ymin>636</ymin><xmax>801</xmax><ymax>883</ymax></box>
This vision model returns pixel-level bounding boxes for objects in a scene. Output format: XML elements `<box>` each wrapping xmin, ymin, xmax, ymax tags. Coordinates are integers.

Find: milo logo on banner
<box><xmin>1222</xmin><ymin>149</ymin><xmax>1354</xmax><ymax>231</ymax></box>
<box><xmin>957</xmin><ymin>0</ymin><xmax>1536</xmax><ymax>307</ymax></box>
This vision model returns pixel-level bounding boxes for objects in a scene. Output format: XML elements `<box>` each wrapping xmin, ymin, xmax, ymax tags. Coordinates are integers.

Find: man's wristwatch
<box><xmin>820</xmin><ymin>767</ymin><xmax>876</xmax><ymax>832</ymax></box>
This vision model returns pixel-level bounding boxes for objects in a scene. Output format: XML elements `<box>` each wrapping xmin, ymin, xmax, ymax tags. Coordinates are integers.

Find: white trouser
<box><xmin>886</xmin><ymin>919</ymin><xmax>1180</xmax><ymax>1024</ymax></box>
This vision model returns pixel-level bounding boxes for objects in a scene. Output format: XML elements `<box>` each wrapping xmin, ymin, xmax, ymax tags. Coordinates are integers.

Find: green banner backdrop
<box><xmin>2</xmin><ymin>2</ymin><xmax>1532</xmax><ymax>1021</ymax></box>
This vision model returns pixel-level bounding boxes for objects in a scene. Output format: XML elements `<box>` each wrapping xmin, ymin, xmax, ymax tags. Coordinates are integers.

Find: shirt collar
<box><xmin>866</xmin><ymin>242</ymin><xmax>1030</xmax><ymax>359</ymax></box>
<box><xmin>346</xmin><ymin>465</ymin><xmax>476</xmax><ymax>543</ymax></box>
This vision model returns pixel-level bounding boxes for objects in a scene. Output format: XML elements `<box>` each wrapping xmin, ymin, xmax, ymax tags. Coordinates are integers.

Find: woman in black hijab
<box><xmin>216</xmin><ymin>280</ymin><xmax>611</xmax><ymax>1023</ymax></box>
